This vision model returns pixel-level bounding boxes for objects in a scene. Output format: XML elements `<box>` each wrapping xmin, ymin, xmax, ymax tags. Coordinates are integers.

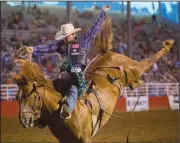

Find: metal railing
<box><xmin>121</xmin><ymin>83</ymin><xmax>179</xmax><ymax>97</ymax></box>
<box><xmin>0</xmin><ymin>83</ymin><xmax>179</xmax><ymax>101</ymax></box>
<box><xmin>1</xmin><ymin>84</ymin><xmax>18</xmax><ymax>101</ymax></box>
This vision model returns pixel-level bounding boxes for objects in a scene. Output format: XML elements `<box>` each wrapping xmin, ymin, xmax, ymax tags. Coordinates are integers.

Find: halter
<box><xmin>18</xmin><ymin>81</ymin><xmax>43</xmax><ymax>119</ymax></box>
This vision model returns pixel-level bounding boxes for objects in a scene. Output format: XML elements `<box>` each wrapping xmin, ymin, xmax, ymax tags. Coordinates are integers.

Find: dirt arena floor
<box><xmin>1</xmin><ymin>110</ymin><xmax>178</xmax><ymax>143</ymax></box>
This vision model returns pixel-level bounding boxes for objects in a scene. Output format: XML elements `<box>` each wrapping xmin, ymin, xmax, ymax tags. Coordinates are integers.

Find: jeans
<box><xmin>66</xmin><ymin>85</ymin><xmax>78</xmax><ymax>113</ymax></box>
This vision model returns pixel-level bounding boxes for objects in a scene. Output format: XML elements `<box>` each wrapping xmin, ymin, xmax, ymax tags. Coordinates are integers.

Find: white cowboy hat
<box><xmin>55</xmin><ymin>23</ymin><xmax>81</xmax><ymax>41</ymax></box>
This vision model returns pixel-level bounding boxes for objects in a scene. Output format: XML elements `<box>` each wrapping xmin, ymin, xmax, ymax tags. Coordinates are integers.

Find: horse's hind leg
<box><xmin>138</xmin><ymin>40</ymin><xmax>174</xmax><ymax>75</ymax></box>
<box><xmin>125</xmin><ymin>40</ymin><xmax>174</xmax><ymax>88</ymax></box>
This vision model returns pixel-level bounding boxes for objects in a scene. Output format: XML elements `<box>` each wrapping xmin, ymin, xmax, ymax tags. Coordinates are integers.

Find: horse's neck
<box><xmin>40</xmin><ymin>87</ymin><xmax>62</xmax><ymax>113</ymax></box>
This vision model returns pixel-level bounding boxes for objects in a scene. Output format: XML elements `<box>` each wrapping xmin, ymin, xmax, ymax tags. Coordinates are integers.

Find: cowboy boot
<box><xmin>60</xmin><ymin>85</ymin><xmax>78</xmax><ymax>119</ymax></box>
<box><xmin>61</xmin><ymin>104</ymin><xmax>71</xmax><ymax>119</ymax></box>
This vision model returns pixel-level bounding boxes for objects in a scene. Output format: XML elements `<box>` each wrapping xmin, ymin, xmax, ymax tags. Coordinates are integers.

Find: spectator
<box><xmin>1</xmin><ymin>4</ymin><xmax>178</xmax><ymax>84</ymax></box>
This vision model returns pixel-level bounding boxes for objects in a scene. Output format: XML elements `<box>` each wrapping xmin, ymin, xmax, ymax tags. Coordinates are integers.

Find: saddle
<box><xmin>88</xmin><ymin>65</ymin><xmax>144</xmax><ymax>90</ymax></box>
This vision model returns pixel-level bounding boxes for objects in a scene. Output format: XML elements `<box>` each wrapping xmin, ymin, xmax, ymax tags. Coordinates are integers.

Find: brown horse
<box><xmin>13</xmin><ymin>17</ymin><xmax>174</xmax><ymax>143</ymax></box>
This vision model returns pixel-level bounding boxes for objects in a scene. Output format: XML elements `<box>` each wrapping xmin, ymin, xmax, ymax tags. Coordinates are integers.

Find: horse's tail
<box><xmin>95</xmin><ymin>16</ymin><xmax>113</xmax><ymax>54</ymax></box>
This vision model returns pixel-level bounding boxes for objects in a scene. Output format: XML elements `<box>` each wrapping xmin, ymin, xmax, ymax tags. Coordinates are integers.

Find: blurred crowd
<box><xmin>111</xmin><ymin>15</ymin><xmax>178</xmax><ymax>83</ymax></box>
<box><xmin>1</xmin><ymin>3</ymin><xmax>179</xmax><ymax>84</ymax></box>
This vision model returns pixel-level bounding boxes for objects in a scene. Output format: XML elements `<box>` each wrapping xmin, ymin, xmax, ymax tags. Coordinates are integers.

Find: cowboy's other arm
<box><xmin>32</xmin><ymin>43</ymin><xmax>58</xmax><ymax>53</ymax></box>
<box><xmin>80</xmin><ymin>10</ymin><xmax>106</xmax><ymax>43</ymax></box>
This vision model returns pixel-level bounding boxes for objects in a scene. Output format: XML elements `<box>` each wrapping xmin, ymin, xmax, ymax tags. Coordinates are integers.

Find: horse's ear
<box><xmin>13</xmin><ymin>74</ymin><xmax>28</xmax><ymax>85</ymax></box>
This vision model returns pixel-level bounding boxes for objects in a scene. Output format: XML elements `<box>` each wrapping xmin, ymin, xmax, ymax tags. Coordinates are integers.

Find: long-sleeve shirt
<box><xmin>33</xmin><ymin>10</ymin><xmax>106</xmax><ymax>54</ymax></box>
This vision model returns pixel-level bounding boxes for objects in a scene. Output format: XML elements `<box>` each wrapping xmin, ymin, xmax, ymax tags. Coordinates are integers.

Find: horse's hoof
<box><xmin>129</xmin><ymin>79</ymin><xmax>144</xmax><ymax>90</ymax></box>
<box><xmin>138</xmin><ymin>79</ymin><xmax>144</xmax><ymax>85</ymax></box>
<box><xmin>162</xmin><ymin>39</ymin><xmax>174</xmax><ymax>53</ymax></box>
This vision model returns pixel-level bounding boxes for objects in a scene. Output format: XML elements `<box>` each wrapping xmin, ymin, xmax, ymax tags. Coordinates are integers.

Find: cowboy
<box><xmin>23</xmin><ymin>5</ymin><xmax>111</xmax><ymax>119</ymax></box>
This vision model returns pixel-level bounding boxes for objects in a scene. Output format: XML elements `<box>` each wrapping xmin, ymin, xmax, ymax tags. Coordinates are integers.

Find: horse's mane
<box><xmin>95</xmin><ymin>16</ymin><xmax>113</xmax><ymax>54</ymax></box>
<box><xmin>14</xmin><ymin>59</ymin><xmax>56</xmax><ymax>92</ymax></box>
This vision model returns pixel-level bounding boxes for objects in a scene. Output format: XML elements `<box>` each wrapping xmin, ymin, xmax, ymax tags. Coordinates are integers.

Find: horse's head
<box><xmin>13</xmin><ymin>59</ymin><xmax>45</xmax><ymax>128</ymax></box>
<box><xmin>14</xmin><ymin>74</ymin><xmax>42</xmax><ymax>128</ymax></box>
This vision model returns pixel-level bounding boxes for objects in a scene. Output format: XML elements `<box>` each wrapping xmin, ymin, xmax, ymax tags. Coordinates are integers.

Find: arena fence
<box><xmin>1</xmin><ymin>83</ymin><xmax>178</xmax><ymax>101</ymax></box>
<box><xmin>0</xmin><ymin>83</ymin><xmax>179</xmax><ymax>117</ymax></box>
<box><xmin>1</xmin><ymin>84</ymin><xmax>18</xmax><ymax>101</ymax></box>
<box><xmin>122</xmin><ymin>83</ymin><xmax>179</xmax><ymax>97</ymax></box>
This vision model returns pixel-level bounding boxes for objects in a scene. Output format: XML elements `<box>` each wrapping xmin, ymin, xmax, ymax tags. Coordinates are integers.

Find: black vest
<box><xmin>56</xmin><ymin>37</ymin><xmax>86</xmax><ymax>68</ymax></box>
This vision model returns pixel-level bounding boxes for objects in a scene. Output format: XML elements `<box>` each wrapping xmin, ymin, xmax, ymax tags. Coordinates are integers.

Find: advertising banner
<box><xmin>167</xmin><ymin>94</ymin><xmax>179</xmax><ymax>110</ymax></box>
<box><xmin>126</xmin><ymin>96</ymin><xmax>149</xmax><ymax>112</ymax></box>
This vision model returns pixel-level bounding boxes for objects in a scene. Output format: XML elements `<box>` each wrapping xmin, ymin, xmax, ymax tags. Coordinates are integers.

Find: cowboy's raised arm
<box><xmin>80</xmin><ymin>5</ymin><xmax>111</xmax><ymax>43</ymax></box>
<box><xmin>31</xmin><ymin>42</ymin><xmax>58</xmax><ymax>53</ymax></box>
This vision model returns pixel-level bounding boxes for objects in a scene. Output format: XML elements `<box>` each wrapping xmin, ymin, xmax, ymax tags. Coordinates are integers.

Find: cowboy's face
<box><xmin>65</xmin><ymin>33</ymin><xmax>75</xmax><ymax>42</ymax></box>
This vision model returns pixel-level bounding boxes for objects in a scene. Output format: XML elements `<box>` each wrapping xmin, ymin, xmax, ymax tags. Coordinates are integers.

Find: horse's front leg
<box><xmin>80</xmin><ymin>135</ymin><xmax>92</xmax><ymax>143</ymax></box>
<box><xmin>72</xmin><ymin>101</ymin><xmax>93</xmax><ymax>143</ymax></box>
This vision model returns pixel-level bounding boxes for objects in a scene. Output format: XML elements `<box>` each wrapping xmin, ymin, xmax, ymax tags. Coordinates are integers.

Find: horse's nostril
<box><xmin>29</xmin><ymin>117</ymin><xmax>34</xmax><ymax>127</ymax></box>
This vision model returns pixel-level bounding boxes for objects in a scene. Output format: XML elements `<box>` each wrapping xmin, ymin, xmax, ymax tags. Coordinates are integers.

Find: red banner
<box><xmin>0</xmin><ymin>96</ymin><xmax>171</xmax><ymax>117</ymax></box>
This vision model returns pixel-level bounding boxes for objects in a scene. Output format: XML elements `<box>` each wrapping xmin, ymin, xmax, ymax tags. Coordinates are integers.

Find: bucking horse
<box><xmin>13</xmin><ymin>17</ymin><xmax>175</xmax><ymax>143</ymax></box>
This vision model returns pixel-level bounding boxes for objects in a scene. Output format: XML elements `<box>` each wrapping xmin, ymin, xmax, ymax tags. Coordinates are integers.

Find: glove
<box><xmin>17</xmin><ymin>46</ymin><xmax>33</xmax><ymax>60</ymax></box>
<box><xmin>102</xmin><ymin>5</ymin><xmax>111</xmax><ymax>12</ymax></box>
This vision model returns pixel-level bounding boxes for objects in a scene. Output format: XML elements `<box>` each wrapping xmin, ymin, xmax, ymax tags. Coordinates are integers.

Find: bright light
<box><xmin>43</xmin><ymin>2</ymin><xmax>59</xmax><ymax>5</ymax></box>
<box><xmin>131</xmin><ymin>2</ymin><xmax>159</xmax><ymax>14</ymax></box>
<box><xmin>164</xmin><ymin>2</ymin><xmax>172</xmax><ymax>12</ymax></box>
<box><xmin>7</xmin><ymin>2</ymin><xmax>21</xmax><ymax>6</ymax></box>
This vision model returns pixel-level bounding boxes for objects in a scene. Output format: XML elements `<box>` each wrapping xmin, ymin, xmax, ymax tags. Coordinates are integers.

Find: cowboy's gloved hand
<box><xmin>102</xmin><ymin>5</ymin><xmax>111</xmax><ymax>12</ymax></box>
<box><xmin>17</xmin><ymin>46</ymin><xmax>33</xmax><ymax>61</ymax></box>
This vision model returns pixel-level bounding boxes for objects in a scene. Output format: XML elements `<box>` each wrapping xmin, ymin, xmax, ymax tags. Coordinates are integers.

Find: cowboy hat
<box><xmin>55</xmin><ymin>23</ymin><xmax>81</xmax><ymax>41</ymax></box>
